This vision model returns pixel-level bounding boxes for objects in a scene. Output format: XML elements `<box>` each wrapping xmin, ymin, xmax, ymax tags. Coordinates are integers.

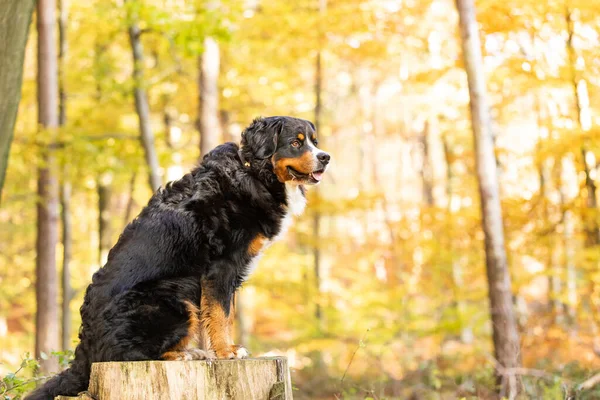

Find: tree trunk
<box><xmin>56</xmin><ymin>357</ymin><xmax>293</xmax><ymax>400</ymax></box>
<box><xmin>60</xmin><ymin>180</ymin><xmax>72</xmax><ymax>350</ymax></box>
<box><xmin>98</xmin><ymin>174</ymin><xmax>113</xmax><ymax>267</ymax></box>
<box><xmin>221</xmin><ymin>110</ymin><xmax>237</xmax><ymax>143</ymax></box>
<box><xmin>57</xmin><ymin>0</ymin><xmax>73</xmax><ymax>352</ymax></box>
<box><xmin>36</xmin><ymin>0</ymin><xmax>60</xmax><ymax>373</ymax></box>
<box><xmin>564</xmin><ymin>209</ymin><xmax>577</xmax><ymax>322</ymax></box>
<box><xmin>565</xmin><ymin>8</ymin><xmax>599</xmax><ymax>247</ymax></box>
<box><xmin>0</xmin><ymin>0</ymin><xmax>36</xmax><ymax>202</ymax></box>
<box><xmin>123</xmin><ymin>170</ymin><xmax>137</xmax><ymax>227</ymax></box>
<box><xmin>127</xmin><ymin>7</ymin><xmax>161</xmax><ymax>192</ymax></box>
<box><xmin>58</xmin><ymin>0</ymin><xmax>67</xmax><ymax>127</ymax></box>
<box><xmin>234</xmin><ymin>291</ymin><xmax>250</xmax><ymax>348</ymax></box>
<box><xmin>455</xmin><ymin>0</ymin><xmax>522</xmax><ymax>393</ymax></box>
<box><xmin>198</xmin><ymin>36</ymin><xmax>221</xmax><ymax>158</ymax></box>
<box><xmin>312</xmin><ymin>0</ymin><xmax>326</xmax><ymax>329</ymax></box>
<box><xmin>443</xmin><ymin>135</ymin><xmax>473</xmax><ymax>343</ymax></box>
<box><xmin>164</xmin><ymin>110</ymin><xmax>183</xmax><ymax>182</ymax></box>
<box><xmin>419</xmin><ymin>121</ymin><xmax>434</xmax><ymax>207</ymax></box>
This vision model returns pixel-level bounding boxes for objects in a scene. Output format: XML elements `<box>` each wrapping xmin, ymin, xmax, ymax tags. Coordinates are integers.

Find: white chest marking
<box><xmin>245</xmin><ymin>184</ymin><xmax>307</xmax><ymax>277</ymax></box>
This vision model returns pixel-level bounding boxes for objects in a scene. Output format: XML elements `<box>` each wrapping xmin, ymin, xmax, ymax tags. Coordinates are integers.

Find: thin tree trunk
<box><xmin>455</xmin><ymin>0</ymin><xmax>522</xmax><ymax>393</ymax></box>
<box><xmin>558</xmin><ymin>158</ymin><xmax>577</xmax><ymax>324</ymax></box>
<box><xmin>127</xmin><ymin>5</ymin><xmax>161</xmax><ymax>191</ymax></box>
<box><xmin>198</xmin><ymin>36</ymin><xmax>221</xmax><ymax>158</ymax></box>
<box><xmin>535</xmin><ymin>97</ymin><xmax>561</xmax><ymax>320</ymax></box>
<box><xmin>0</xmin><ymin>0</ymin><xmax>36</xmax><ymax>202</ymax></box>
<box><xmin>443</xmin><ymin>135</ymin><xmax>473</xmax><ymax>343</ymax></box>
<box><xmin>221</xmin><ymin>110</ymin><xmax>237</xmax><ymax>143</ymax></box>
<box><xmin>234</xmin><ymin>291</ymin><xmax>249</xmax><ymax>348</ymax></box>
<box><xmin>565</xmin><ymin>7</ymin><xmax>600</xmax><ymax>342</ymax></box>
<box><xmin>312</xmin><ymin>0</ymin><xmax>327</xmax><ymax>329</ymax></box>
<box><xmin>58</xmin><ymin>0</ymin><xmax>67</xmax><ymax>127</ymax></box>
<box><xmin>58</xmin><ymin>0</ymin><xmax>72</xmax><ymax>351</ymax></box>
<box><xmin>419</xmin><ymin>120</ymin><xmax>434</xmax><ymax>207</ymax></box>
<box><xmin>36</xmin><ymin>0</ymin><xmax>60</xmax><ymax>373</ymax></box>
<box><xmin>98</xmin><ymin>174</ymin><xmax>113</xmax><ymax>267</ymax></box>
<box><xmin>165</xmin><ymin>110</ymin><xmax>183</xmax><ymax>182</ymax></box>
<box><xmin>565</xmin><ymin>7</ymin><xmax>599</xmax><ymax>247</ymax></box>
<box><xmin>370</xmin><ymin>83</ymin><xmax>400</xmax><ymax>285</ymax></box>
<box><xmin>123</xmin><ymin>170</ymin><xmax>137</xmax><ymax>227</ymax></box>
<box><xmin>60</xmin><ymin>181</ymin><xmax>72</xmax><ymax>350</ymax></box>
<box><xmin>541</xmin><ymin>161</ymin><xmax>565</xmax><ymax>322</ymax></box>
<box><xmin>564</xmin><ymin>209</ymin><xmax>577</xmax><ymax>322</ymax></box>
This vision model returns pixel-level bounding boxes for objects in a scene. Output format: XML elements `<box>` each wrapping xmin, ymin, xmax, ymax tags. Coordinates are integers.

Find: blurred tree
<box><xmin>199</xmin><ymin>35</ymin><xmax>221</xmax><ymax>157</ymax></box>
<box><xmin>312</xmin><ymin>0</ymin><xmax>327</xmax><ymax>331</ymax></box>
<box><xmin>126</xmin><ymin>0</ymin><xmax>162</xmax><ymax>191</ymax></box>
<box><xmin>35</xmin><ymin>0</ymin><xmax>60</xmax><ymax>374</ymax></box>
<box><xmin>0</xmin><ymin>0</ymin><xmax>35</xmax><ymax>202</ymax></box>
<box><xmin>455</xmin><ymin>0</ymin><xmax>522</xmax><ymax>393</ymax></box>
<box><xmin>98</xmin><ymin>173</ymin><xmax>113</xmax><ymax>267</ymax></box>
<box><xmin>58</xmin><ymin>0</ymin><xmax>73</xmax><ymax>351</ymax></box>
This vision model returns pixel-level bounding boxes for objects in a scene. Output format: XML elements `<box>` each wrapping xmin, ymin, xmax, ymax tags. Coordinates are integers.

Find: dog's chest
<box><xmin>244</xmin><ymin>184</ymin><xmax>306</xmax><ymax>277</ymax></box>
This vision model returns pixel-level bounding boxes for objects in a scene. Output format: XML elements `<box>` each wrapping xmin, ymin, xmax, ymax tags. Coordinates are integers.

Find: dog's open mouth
<box><xmin>287</xmin><ymin>166</ymin><xmax>325</xmax><ymax>184</ymax></box>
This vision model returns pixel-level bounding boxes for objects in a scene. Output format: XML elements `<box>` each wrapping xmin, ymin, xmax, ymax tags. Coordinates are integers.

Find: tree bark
<box><xmin>98</xmin><ymin>174</ymin><xmax>113</xmax><ymax>267</ymax></box>
<box><xmin>312</xmin><ymin>0</ymin><xmax>327</xmax><ymax>329</ymax></box>
<box><xmin>57</xmin><ymin>0</ymin><xmax>73</xmax><ymax>352</ymax></box>
<box><xmin>58</xmin><ymin>0</ymin><xmax>67</xmax><ymax>127</ymax></box>
<box><xmin>234</xmin><ymin>291</ymin><xmax>250</xmax><ymax>348</ymax></box>
<box><xmin>565</xmin><ymin>8</ymin><xmax>599</xmax><ymax>247</ymax></box>
<box><xmin>57</xmin><ymin>358</ymin><xmax>293</xmax><ymax>400</ymax></box>
<box><xmin>60</xmin><ymin>180</ymin><xmax>72</xmax><ymax>350</ymax></box>
<box><xmin>123</xmin><ymin>170</ymin><xmax>137</xmax><ymax>227</ymax></box>
<box><xmin>443</xmin><ymin>135</ymin><xmax>473</xmax><ymax>343</ymax></box>
<box><xmin>164</xmin><ymin>110</ymin><xmax>184</xmax><ymax>182</ymax></box>
<box><xmin>455</xmin><ymin>0</ymin><xmax>522</xmax><ymax>392</ymax></box>
<box><xmin>36</xmin><ymin>0</ymin><xmax>60</xmax><ymax>373</ymax></box>
<box><xmin>419</xmin><ymin>120</ymin><xmax>434</xmax><ymax>207</ymax></box>
<box><xmin>198</xmin><ymin>36</ymin><xmax>221</xmax><ymax>158</ymax></box>
<box><xmin>127</xmin><ymin>7</ymin><xmax>161</xmax><ymax>192</ymax></box>
<box><xmin>0</xmin><ymin>0</ymin><xmax>36</xmax><ymax>202</ymax></box>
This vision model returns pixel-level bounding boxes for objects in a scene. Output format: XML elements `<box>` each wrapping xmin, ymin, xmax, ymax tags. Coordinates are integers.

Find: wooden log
<box><xmin>55</xmin><ymin>357</ymin><xmax>293</xmax><ymax>400</ymax></box>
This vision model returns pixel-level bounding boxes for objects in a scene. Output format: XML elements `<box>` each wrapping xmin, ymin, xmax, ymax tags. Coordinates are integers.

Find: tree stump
<box><xmin>55</xmin><ymin>357</ymin><xmax>293</xmax><ymax>400</ymax></box>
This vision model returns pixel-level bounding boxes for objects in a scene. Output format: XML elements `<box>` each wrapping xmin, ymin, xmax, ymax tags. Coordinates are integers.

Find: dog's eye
<box><xmin>291</xmin><ymin>140</ymin><xmax>301</xmax><ymax>148</ymax></box>
<box><xmin>312</xmin><ymin>138</ymin><xmax>319</xmax><ymax>146</ymax></box>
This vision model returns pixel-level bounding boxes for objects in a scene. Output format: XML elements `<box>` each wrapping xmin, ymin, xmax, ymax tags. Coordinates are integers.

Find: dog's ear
<box><xmin>241</xmin><ymin>117</ymin><xmax>284</xmax><ymax>159</ymax></box>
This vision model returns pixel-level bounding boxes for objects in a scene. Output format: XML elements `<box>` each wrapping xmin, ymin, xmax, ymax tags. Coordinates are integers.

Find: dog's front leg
<box><xmin>200</xmin><ymin>277</ymin><xmax>248</xmax><ymax>359</ymax></box>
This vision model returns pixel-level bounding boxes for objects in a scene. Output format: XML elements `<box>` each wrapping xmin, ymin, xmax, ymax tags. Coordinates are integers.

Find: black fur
<box><xmin>25</xmin><ymin>116</ymin><xmax>329</xmax><ymax>399</ymax></box>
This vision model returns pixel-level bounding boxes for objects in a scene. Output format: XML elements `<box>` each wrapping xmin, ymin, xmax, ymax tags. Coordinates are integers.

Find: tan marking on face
<box><xmin>297</xmin><ymin>133</ymin><xmax>305</xmax><ymax>141</ymax></box>
<box><xmin>200</xmin><ymin>279</ymin><xmax>237</xmax><ymax>358</ymax></box>
<box><xmin>248</xmin><ymin>234</ymin><xmax>267</xmax><ymax>257</ymax></box>
<box><xmin>272</xmin><ymin>151</ymin><xmax>314</xmax><ymax>183</ymax></box>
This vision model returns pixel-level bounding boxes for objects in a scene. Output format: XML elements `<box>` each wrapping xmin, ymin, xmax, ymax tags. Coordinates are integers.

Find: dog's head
<box><xmin>240</xmin><ymin>116</ymin><xmax>330</xmax><ymax>185</ymax></box>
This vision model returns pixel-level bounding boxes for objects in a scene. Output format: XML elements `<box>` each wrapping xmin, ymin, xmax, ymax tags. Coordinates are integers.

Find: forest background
<box><xmin>1</xmin><ymin>0</ymin><xmax>600</xmax><ymax>399</ymax></box>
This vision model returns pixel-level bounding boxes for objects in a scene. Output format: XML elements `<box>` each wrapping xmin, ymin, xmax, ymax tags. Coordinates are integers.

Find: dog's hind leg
<box><xmin>160</xmin><ymin>300</ymin><xmax>215</xmax><ymax>361</ymax></box>
<box><xmin>102</xmin><ymin>277</ymin><xmax>204</xmax><ymax>362</ymax></box>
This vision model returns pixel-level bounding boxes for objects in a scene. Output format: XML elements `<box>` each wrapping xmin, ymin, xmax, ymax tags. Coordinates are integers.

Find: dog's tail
<box><xmin>24</xmin><ymin>346</ymin><xmax>90</xmax><ymax>400</ymax></box>
<box><xmin>24</xmin><ymin>359</ymin><xmax>89</xmax><ymax>400</ymax></box>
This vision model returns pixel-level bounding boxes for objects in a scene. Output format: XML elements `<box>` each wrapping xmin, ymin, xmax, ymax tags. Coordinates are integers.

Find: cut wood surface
<box><xmin>55</xmin><ymin>356</ymin><xmax>292</xmax><ymax>400</ymax></box>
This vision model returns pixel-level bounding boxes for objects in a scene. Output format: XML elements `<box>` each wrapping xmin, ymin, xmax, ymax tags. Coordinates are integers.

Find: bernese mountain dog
<box><xmin>26</xmin><ymin>116</ymin><xmax>330</xmax><ymax>399</ymax></box>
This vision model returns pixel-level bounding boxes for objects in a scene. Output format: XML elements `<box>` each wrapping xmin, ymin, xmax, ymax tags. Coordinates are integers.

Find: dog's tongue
<box><xmin>311</xmin><ymin>171</ymin><xmax>324</xmax><ymax>181</ymax></box>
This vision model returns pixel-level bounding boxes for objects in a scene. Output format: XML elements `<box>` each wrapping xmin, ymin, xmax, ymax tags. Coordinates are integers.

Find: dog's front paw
<box><xmin>214</xmin><ymin>344</ymin><xmax>250</xmax><ymax>359</ymax></box>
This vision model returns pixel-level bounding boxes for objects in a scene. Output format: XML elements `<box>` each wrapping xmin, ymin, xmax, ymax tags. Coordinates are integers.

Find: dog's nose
<box><xmin>317</xmin><ymin>152</ymin><xmax>330</xmax><ymax>166</ymax></box>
